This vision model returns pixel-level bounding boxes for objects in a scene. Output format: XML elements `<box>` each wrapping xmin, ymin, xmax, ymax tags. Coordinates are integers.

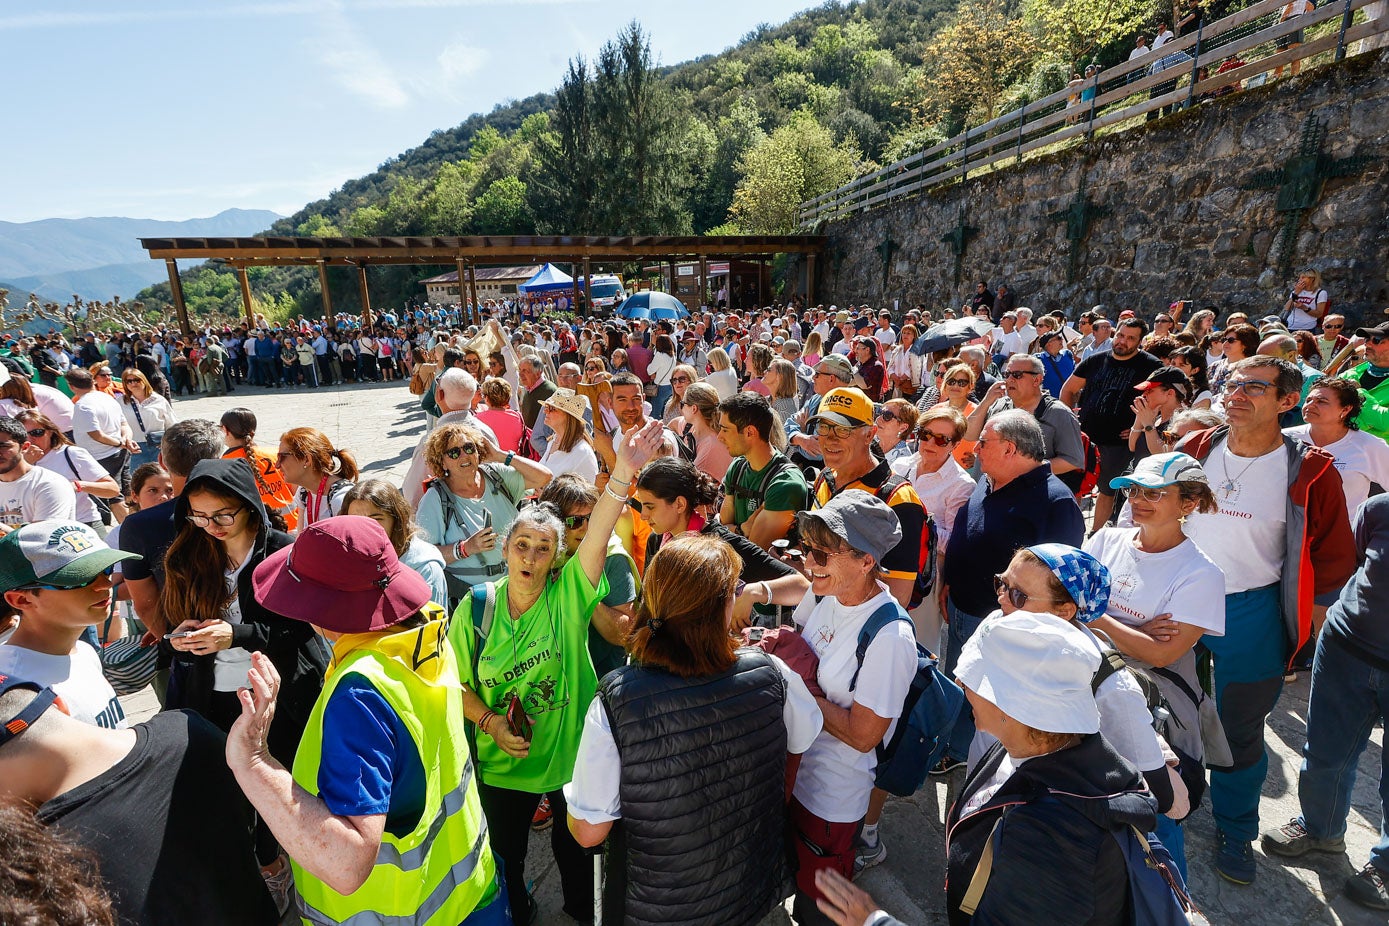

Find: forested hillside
<box><xmin>142</xmin><ymin>0</ymin><xmax>1220</xmax><ymax>321</ymax></box>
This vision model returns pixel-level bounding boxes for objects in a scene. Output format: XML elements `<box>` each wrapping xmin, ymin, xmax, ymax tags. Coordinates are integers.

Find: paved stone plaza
<box><xmin>121</xmin><ymin>380</ymin><xmax>1386</xmax><ymax>925</ymax></box>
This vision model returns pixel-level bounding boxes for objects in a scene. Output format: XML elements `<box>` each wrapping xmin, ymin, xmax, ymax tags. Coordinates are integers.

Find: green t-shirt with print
<box><xmin>449</xmin><ymin>555</ymin><xmax>608</xmax><ymax>793</ymax></box>
<box><xmin>723</xmin><ymin>452</ymin><xmax>809</xmax><ymax>525</ymax></box>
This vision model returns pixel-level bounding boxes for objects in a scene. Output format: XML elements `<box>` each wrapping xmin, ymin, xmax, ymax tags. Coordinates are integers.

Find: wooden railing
<box><xmin>797</xmin><ymin>0</ymin><xmax>1386</xmax><ymax>226</ymax></box>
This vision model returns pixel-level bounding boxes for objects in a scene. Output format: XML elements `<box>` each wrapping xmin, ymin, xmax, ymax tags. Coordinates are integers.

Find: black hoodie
<box><xmin>166</xmin><ymin>458</ymin><xmax>329</xmax><ymax>767</ymax></box>
<box><xmin>944</xmin><ymin>733</ymin><xmax>1157</xmax><ymax>926</ymax></box>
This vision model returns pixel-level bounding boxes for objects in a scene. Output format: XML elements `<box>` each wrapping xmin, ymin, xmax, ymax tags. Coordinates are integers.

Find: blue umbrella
<box><xmin>615</xmin><ymin>291</ymin><xmax>690</xmax><ymax>321</ymax></box>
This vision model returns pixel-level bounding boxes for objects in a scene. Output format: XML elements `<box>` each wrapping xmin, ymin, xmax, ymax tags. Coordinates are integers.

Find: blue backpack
<box><xmin>849</xmin><ymin>601</ymin><xmax>964</xmax><ymax>797</ymax></box>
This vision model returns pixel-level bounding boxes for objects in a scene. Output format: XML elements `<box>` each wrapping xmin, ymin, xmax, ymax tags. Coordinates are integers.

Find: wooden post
<box><xmin>806</xmin><ymin>253</ymin><xmax>817</xmax><ymax>305</ymax></box>
<box><xmin>235</xmin><ymin>264</ymin><xmax>255</xmax><ymax>330</ymax></box>
<box><xmin>698</xmin><ymin>256</ymin><xmax>708</xmax><ymax>311</ymax></box>
<box><xmin>463</xmin><ymin>259</ymin><xmax>475</xmax><ymax>320</ymax></box>
<box><xmin>467</xmin><ymin>263</ymin><xmax>479</xmax><ymax>324</ymax></box>
<box><xmin>317</xmin><ymin>260</ymin><xmax>333</xmax><ymax>329</ymax></box>
<box><xmin>165</xmin><ymin>259</ymin><xmax>192</xmax><ymax>338</ymax></box>
<box><xmin>582</xmin><ymin>258</ymin><xmax>592</xmax><ymax>316</ymax></box>
<box><xmin>356</xmin><ymin>264</ymin><xmax>372</xmax><ymax>328</ymax></box>
<box><xmin>570</xmin><ymin>260</ymin><xmax>580</xmax><ymax>316</ymax></box>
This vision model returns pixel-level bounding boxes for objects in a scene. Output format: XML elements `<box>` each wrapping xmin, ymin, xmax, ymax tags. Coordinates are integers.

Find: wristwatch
<box><xmin>503</xmin><ymin>451</ymin><xmax>515</xmax><ymax>467</ymax></box>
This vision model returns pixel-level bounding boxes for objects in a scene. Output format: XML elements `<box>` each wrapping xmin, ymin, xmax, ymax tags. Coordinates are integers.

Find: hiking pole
<box><xmin>593</xmin><ymin>849</ymin><xmax>603</xmax><ymax>926</ymax></box>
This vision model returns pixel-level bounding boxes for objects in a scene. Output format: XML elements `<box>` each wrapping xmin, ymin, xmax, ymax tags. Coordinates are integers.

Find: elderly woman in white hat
<box><xmin>538</xmin><ymin>388</ymin><xmax>599</xmax><ymax>483</ymax></box>
<box><xmin>814</xmin><ymin>611</ymin><xmax>1164</xmax><ymax>926</ymax></box>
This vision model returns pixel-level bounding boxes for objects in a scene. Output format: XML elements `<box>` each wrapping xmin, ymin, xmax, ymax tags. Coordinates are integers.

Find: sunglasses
<box><xmin>444</xmin><ymin>443</ymin><xmax>478</xmax><ymax>459</ymax></box>
<box><xmin>877</xmin><ymin>410</ymin><xmax>899</xmax><ymax>422</ymax></box>
<box><xmin>26</xmin><ymin>428</ymin><xmax>49</xmax><ymax>439</ymax></box>
<box><xmin>563</xmin><ymin>514</ymin><xmax>590</xmax><ymax>530</ymax></box>
<box><xmin>671</xmin><ymin>376</ymin><xmax>691</xmax><ymax>384</ymax></box>
<box><xmin>933</xmin><ymin>369</ymin><xmax>949</xmax><ymax>377</ymax></box>
<box><xmin>802</xmin><ymin>543</ymin><xmax>856</xmax><ymax>567</ymax></box>
<box><xmin>1220</xmin><ymin>337</ymin><xmax>1239</xmax><ymax>343</ymax></box>
<box><xmin>15</xmin><ymin>573</ymin><xmax>107</xmax><ymax>592</ymax></box>
<box><xmin>1321</xmin><ymin>324</ymin><xmax>1342</xmax><ymax>330</ymax></box>
<box><xmin>944</xmin><ymin>378</ymin><xmax>971</xmax><ymax>387</ymax></box>
<box><xmin>993</xmin><ymin>574</ymin><xmax>1062</xmax><ymax>610</ymax></box>
<box><xmin>916</xmin><ymin>430</ymin><xmax>958</xmax><ymax>446</ymax></box>
<box><xmin>585</xmin><ymin>364</ymin><xmax>602</xmax><ymax>370</ymax></box>
<box><xmin>1122</xmin><ymin>485</ymin><xmax>1172</xmax><ymax>501</ymax></box>
<box><xmin>187</xmin><ymin>509</ymin><xmax>243</xmax><ymax>528</ymax></box>
<box><xmin>275</xmin><ymin>451</ymin><xmax>297</xmax><ymax>463</ymax></box>
<box><xmin>1222</xmin><ymin>379</ymin><xmax>1274</xmax><ymax>398</ymax></box>
<box><xmin>1370</xmin><ymin>335</ymin><xmax>1389</xmax><ymax>346</ymax></box>
<box><xmin>1001</xmin><ymin>370</ymin><xmax>1037</xmax><ymax>380</ymax></box>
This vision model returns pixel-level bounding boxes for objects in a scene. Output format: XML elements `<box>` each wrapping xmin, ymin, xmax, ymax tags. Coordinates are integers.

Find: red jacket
<box><xmin>1181</xmin><ymin>426</ymin><xmax>1356</xmax><ymax>668</ymax></box>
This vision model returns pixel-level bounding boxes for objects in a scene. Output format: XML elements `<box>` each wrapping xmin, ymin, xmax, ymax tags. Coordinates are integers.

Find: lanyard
<box><xmin>307</xmin><ymin>476</ymin><xmax>331</xmax><ymax>524</ymax></box>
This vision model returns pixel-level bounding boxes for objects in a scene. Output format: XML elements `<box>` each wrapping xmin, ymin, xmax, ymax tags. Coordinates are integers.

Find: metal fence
<box><xmin>797</xmin><ymin>0</ymin><xmax>1386</xmax><ymax>226</ymax></box>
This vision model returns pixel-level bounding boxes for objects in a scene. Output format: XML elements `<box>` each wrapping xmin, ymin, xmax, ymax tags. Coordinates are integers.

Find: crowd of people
<box><xmin>3</xmin><ymin>278</ymin><xmax>1389</xmax><ymax>925</ymax></box>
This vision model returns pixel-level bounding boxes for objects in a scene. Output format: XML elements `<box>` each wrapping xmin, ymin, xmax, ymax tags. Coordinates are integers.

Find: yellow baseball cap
<box><xmin>811</xmin><ymin>387</ymin><xmax>875</xmax><ymax>429</ymax></box>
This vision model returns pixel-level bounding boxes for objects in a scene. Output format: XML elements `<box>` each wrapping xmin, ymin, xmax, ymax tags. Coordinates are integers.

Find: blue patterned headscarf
<box><xmin>1027</xmin><ymin>543</ymin><xmax>1111</xmax><ymax>623</ymax></box>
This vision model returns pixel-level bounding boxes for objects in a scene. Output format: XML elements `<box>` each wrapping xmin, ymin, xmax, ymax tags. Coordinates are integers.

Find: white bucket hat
<box><xmin>954</xmin><ymin>611</ymin><xmax>1101</xmax><ymax>735</ymax></box>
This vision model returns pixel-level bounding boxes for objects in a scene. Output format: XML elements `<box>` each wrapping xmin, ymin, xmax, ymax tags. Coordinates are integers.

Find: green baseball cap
<box><xmin>0</xmin><ymin>521</ymin><xmax>139</xmax><ymax>593</ymax></box>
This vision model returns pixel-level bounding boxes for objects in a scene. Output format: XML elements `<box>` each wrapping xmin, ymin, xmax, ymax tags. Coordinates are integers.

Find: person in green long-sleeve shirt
<box><xmin>1347</xmin><ymin>322</ymin><xmax>1389</xmax><ymax>443</ymax></box>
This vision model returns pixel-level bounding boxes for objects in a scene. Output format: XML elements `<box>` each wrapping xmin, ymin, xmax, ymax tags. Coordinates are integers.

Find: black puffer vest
<box><xmin>597</xmin><ymin>649</ymin><xmax>789</xmax><ymax>926</ymax></box>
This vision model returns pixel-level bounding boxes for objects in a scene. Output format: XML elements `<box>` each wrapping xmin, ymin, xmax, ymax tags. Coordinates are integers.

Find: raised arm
<box><xmin>577</xmin><ymin>419</ymin><xmax>665</xmax><ymax>588</ymax></box>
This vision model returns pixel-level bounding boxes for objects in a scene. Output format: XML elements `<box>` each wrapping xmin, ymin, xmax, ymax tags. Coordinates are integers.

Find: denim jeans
<box><xmin>1299</xmin><ymin>630</ymin><xmax>1389</xmax><ymax>872</ymax></box>
<box><xmin>1202</xmin><ymin>584</ymin><xmax>1284</xmax><ymax>842</ymax></box>
<box><xmin>943</xmin><ymin>598</ymin><xmax>988</xmax><ymax>764</ymax></box>
<box><xmin>651</xmin><ymin>383</ymin><xmax>673</xmax><ymax>420</ymax></box>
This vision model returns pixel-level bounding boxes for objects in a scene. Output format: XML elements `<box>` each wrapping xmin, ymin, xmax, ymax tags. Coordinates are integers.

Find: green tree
<box><xmin>1024</xmin><ymin>0</ymin><xmax>1155</xmax><ymax>66</ymax></box>
<box><xmin>472</xmin><ymin>177</ymin><xmax>535</xmax><ymax>234</ymax></box>
<box><xmin>423</xmin><ymin>161</ymin><xmax>477</xmax><ymax>235</ymax></box>
<box><xmin>295</xmin><ymin>214</ymin><xmax>341</xmax><ymax>237</ymax></box>
<box><xmin>727</xmin><ymin>109</ymin><xmax>860</xmax><ymax>234</ymax></box>
<box><xmin>918</xmin><ymin>0</ymin><xmax>1039</xmax><ymax>124</ymax></box>
<box><xmin>532</xmin><ymin>57</ymin><xmax>601</xmax><ymax>232</ymax></box>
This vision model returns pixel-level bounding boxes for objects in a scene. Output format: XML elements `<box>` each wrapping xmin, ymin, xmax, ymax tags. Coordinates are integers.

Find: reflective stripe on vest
<box><xmin>291</xmin><ymin>624</ymin><xmax>495</xmax><ymax>926</ymax></box>
<box><xmin>296</xmin><ymin>824</ymin><xmax>492</xmax><ymax>926</ymax></box>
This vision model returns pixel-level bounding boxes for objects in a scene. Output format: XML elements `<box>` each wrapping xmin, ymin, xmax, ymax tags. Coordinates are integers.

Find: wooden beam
<box><xmin>356</xmin><ymin>264</ymin><xmax>372</xmax><ymax>328</ymax></box>
<box><xmin>467</xmin><ymin>263</ymin><xmax>479</xmax><ymax>324</ymax></box>
<box><xmin>698</xmin><ymin>256</ymin><xmax>707</xmax><ymax>312</ymax></box>
<box><xmin>456</xmin><ymin>259</ymin><xmax>468</xmax><ymax>314</ymax></box>
<box><xmin>235</xmin><ymin>266</ymin><xmax>255</xmax><ymax>329</ymax></box>
<box><xmin>571</xmin><ymin>260</ymin><xmax>580</xmax><ymax>316</ymax></box>
<box><xmin>165</xmin><ymin>259</ymin><xmax>192</xmax><ymax>338</ymax></box>
<box><xmin>317</xmin><ymin>260</ymin><xmax>333</xmax><ymax>328</ymax></box>
<box><xmin>582</xmin><ymin>257</ymin><xmax>592</xmax><ymax>317</ymax></box>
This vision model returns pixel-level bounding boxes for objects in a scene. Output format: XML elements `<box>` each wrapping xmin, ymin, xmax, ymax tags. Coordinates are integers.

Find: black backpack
<box><xmin>812</xmin><ymin>469</ymin><xmax>937</xmax><ymax>606</ymax></box>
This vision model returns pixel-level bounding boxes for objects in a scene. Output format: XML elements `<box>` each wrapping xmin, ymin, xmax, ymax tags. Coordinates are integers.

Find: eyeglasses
<box><xmin>1321</xmin><ymin>324</ymin><xmax>1342</xmax><ymax>330</ymax></box>
<box><xmin>25</xmin><ymin>428</ymin><xmax>49</xmax><ymax>439</ymax></box>
<box><xmin>15</xmin><ymin>573</ymin><xmax>106</xmax><ymax>592</ymax></box>
<box><xmin>444</xmin><ymin>443</ymin><xmax>478</xmax><ymax>459</ymax></box>
<box><xmin>917</xmin><ymin>430</ymin><xmax>958</xmax><ymax>446</ymax></box>
<box><xmin>1370</xmin><ymin>335</ymin><xmax>1389</xmax><ymax>346</ymax></box>
<box><xmin>944</xmin><ymin>378</ymin><xmax>971</xmax><ymax>387</ymax></box>
<box><xmin>933</xmin><ymin>368</ymin><xmax>949</xmax><ymax>378</ymax></box>
<box><xmin>993</xmin><ymin>575</ymin><xmax>1064</xmax><ymax>610</ymax></box>
<box><xmin>877</xmin><ymin>410</ymin><xmax>899</xmax><ymax>422</ymax></box>
<box><xmin>1001</xmin><ymin>370</ymin><xmax>1038</xmax><ymax>380</ymax></box>
<box><xmin>562</xmin><ymin>514</ymin><xmax>590</xmax><ymax>530</ymax></box>
<box><xmin>187</xmin><ymin>509</ymin><xmax>243</xmax><ymax>527</ymax></box>
<box><xmin>1220</xmin><ymin>337</ymin><xmax>1239</xmax><ymax>343</ymax></box>
<box><xmin>95</xmin><ymin>372</ymin><xmax>112</xmax><ymax>378</ymax></box>
<box><xmin>802</xmin><ymin>544</ymin><xmax>857</xmax><ymax>567</ymax></box>
<box><xmin>671</xmin><ymin>375</ymin><xmax>691</xmax><ymax>384</ymax></box>
<box><xmin>1222</xmin><ymin>379</ymin><xmax>1274</xmax><ymax>398</ymax></box>
<box><xmin>275</xmin><ymin>451</ymin><xmax>297</xmax><ymax>463</ymax></box>
<box><xmin>818</xmin><ymin>423</ymin><xmax>866</xmax><ymax>440</ymax></box>
<box><xmin>1121</xmin><ymin>485</ymin><xmax>1172</xmax><ymax>502</ymax></box>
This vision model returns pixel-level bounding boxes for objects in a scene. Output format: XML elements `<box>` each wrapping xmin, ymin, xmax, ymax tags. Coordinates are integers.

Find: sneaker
<box><xmin>1345</xmin><ymin>864</ymin><xmax>1389</xmax><ymax>911</ymax></box>
<box><xmin>1284</xmin><ymin>671</ymin><xmax>1298</xmax><ymax>683</ymax></box>
<box><xmin>853</xmin><ymin>837</ymin><xmax>887</xmax><ymax>874</ymax></box>
<box><xmin>1214</xmin><ymin>828</ymin><xmax>1257</xmax><ymax>885</ymax></box>
<box><xmin>532</xmin><ymin>795</ymin><xmax>554</xmax><ymax>831</ymax></box>
<box><xmin>929</xmin><ymin>756</ymin><xmax>966</xmax><ymax>777</ymax></box>
<box><xmin>1261</xmin><ymin>817</ymin><xmax>1345</xmax><ymax>858</ymax></box>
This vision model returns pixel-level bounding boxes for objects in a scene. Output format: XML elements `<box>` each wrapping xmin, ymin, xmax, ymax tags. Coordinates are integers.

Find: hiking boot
<box><xmin>531</xmin><ymin>795</ymin><xmax>554</xmax><ymax>831</ymax></box>
<box><xmin>1345</xmin><ymin>864</ymin><xmax>1389</xmax><ymax>911</ymax></box>
<box><xmin>1214</xmin><ymin>828</ymin><xmax>1256</xmax><ymax>885</ymax></box>
<box><xmin>929</xmin><ymin>756</ymin><xmax>966</xmax><ymax>777</ymax></box>
<box><xmin>853</xmin><ymin>836</ymin><xmax>887</xmax><ymax>874</ymax></box>
<box><xmin>1261</xmin><ymin>818</ymin><xmax>1345</xmax><ymax>858</ymax></box>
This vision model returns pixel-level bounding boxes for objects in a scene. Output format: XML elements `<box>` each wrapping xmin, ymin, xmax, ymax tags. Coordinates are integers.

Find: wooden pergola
<box><xmin>140</xmin><ymin>234</ymin><xmax>828</xmax><ymax>336</ymax></box>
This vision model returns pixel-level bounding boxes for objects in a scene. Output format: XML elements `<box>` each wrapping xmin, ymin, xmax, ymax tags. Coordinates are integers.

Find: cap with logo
<box><xmin>0</xmin><ymin>521</ymin><xmax>138</xmax><ymax>594</ymax></box>
<box><xmin>1108</xmin><ymin>451</ymin><xmax>1208</xmax><ymax>490</ymax></box>
<box><xmin>1133</xmin><ymin>366</ymin><xmax>1191</xmax><ymax>401</ymax></box>
<box><xmin>810</xmin><ymin>387</ymin><xmax>875</xmax><ymax>429</ymax></box>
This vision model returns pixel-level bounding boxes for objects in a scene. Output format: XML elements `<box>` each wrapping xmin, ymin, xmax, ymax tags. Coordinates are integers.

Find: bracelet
<box><xmin>454</xmin><ymin>539</ymin><xmax>466</xmax><ymax>560</ymax></box>
<box><xmin>607</xmin><ymin>475</ymin><xmax>632</xmax><ymax>488</ymax></box>
<box><xmin>604</xmin><ymin>484</ymin><xmax>629</xmax><ymax>504</ymax></box>
<box><xmin>72</xmin><ymin>480</ymin><xmax>84</xmax><ymax>494</ymax></box>
<box><xmin>478</xmin><ymin>710</ymin><xmax>495</xmax><ymax>735</ymax></box>
<box><xmin>504</xmin><ymin>451</ymin><xmax>515</xmax><ymax>467</ymax></box>
<box><xmin>762</xmin><ymin>582</ymin><xmax>773</xmax><ymax>605</ymax></box>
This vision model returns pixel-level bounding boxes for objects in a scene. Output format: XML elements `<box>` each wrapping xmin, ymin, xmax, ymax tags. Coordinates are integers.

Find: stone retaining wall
<box><xmin>817</xmin><ymin>50</ymin><xmax>1389</xmax><ymax>323</ymax></box>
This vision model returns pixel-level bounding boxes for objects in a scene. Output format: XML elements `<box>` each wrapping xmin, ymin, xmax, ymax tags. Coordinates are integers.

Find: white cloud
<box><xmin>312</xmin><ymin>5</ymin><xmax>412</xmax><ymax>109</ymax></box>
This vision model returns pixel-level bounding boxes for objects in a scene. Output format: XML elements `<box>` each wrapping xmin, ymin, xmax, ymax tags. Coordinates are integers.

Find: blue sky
<box><xmin>0</xmin><ymin>0</ymin><xmax>816</xmax><ymax>223</ymax></box>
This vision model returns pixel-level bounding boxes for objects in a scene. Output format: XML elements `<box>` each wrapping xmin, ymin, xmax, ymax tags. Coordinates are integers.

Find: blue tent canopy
<box><xmin>517</xmin><ymin>262</ymin><xmax>574</xmax><ymax>294</ymax></box>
